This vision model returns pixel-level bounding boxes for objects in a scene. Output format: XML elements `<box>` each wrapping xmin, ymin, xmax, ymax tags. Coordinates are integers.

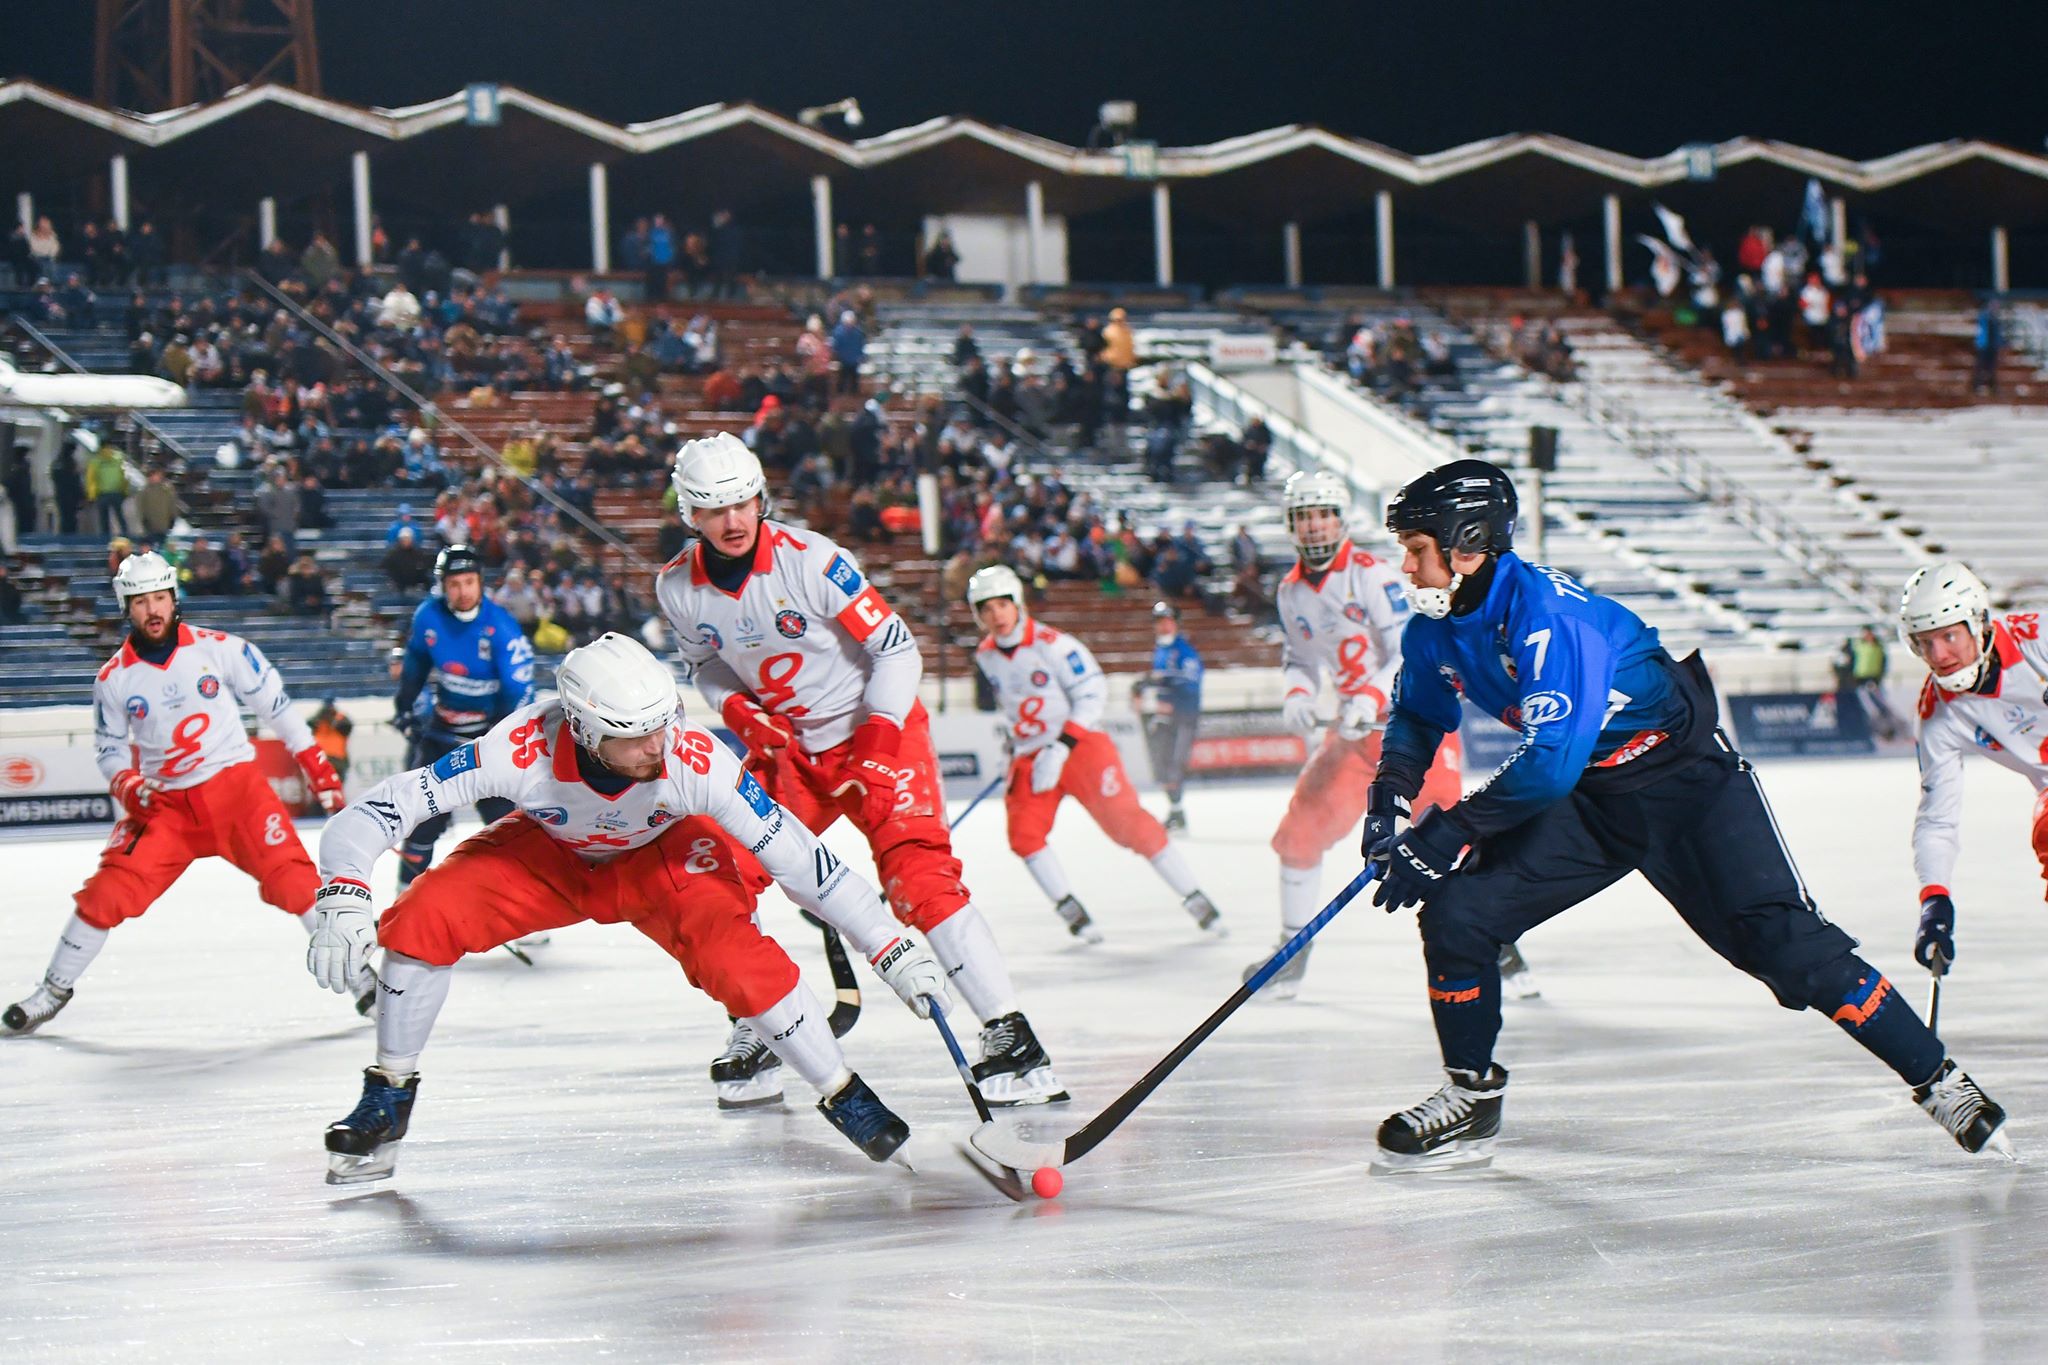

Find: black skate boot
<box><xmin>1914</xmin><ymin>1059</ymin><xmax>2015</xmax><ymax>1159</ymax></box>
<box><xmin>3</xmin><ymin>979</ymin><xmax>73</xmax><ymax>1036</ymax></box>
<box><xmin>1244</xmin><ymin>936</ymin><xmax>1313</xmax><ymax>1000</ymax></box>
<box><xmin>1373</xmin><ymin>1065</ymin><xmax>1508</xmax><ymax>1173</ymax></box>
<box><xmin>710</xmin><ymin>1017</ymin><xmax>784</xmax><ymax>1110</ymax></box>
<box><xmin>325</xmin><ymin>1067</ymin><xmax>420</xmax><ymax>1185</ymax></box>
<box><xmin>1053</xmin><ymin>895</ymin><xmax>1103</xmax><ymax>945</ymax></box>
<box><xmin>1164</xmin><ymin>803</ymin><xmax>1188</xmax><ymax>833</ymax></box>
<box><xmin>818</xmin><ymin>1072</ymin><xmax>910</xmax><ymax>1164</ymax></box>
<box><xmin>1499</xmin><ymin>941</ymin><xmax>1540</xmax><ymax>1000</ymax></box>
<box><xmin>1182</xmin><ymin>890</ymin><xmax>1225</xmax><ymax>935</ymax></box>
<box><xmin>972</xmin><ymin>1011</ymin><xmax>1070</xmax><ymax>1107</ymax></box>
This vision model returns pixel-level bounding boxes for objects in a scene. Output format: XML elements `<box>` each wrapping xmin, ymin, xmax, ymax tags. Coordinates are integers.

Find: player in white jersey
<box><xmin>655</xmin><ymin>433</ymin><xmax>1066</xmax><ymax>1106</ymax></box>
<box><xmin>306</xmin><ymin>633</ymin><xmax>950</xmax><ymax>1182</ymax></box>
<box><xmin>966</xmin><ymin>564</ymin><xmax>1224</xmax><ymax>943</ymax></box>
<box><xmin>1898</xmin><ymin>562</ymin><xmax>2048</xmax><ymax>976</ymax></box>
<box><xmin>5</xmin><ymin>553</ymin><xmax>347</xmax><ymax>1036</ymax></box>
<box><xmin>1248</xmin><ymin>471</ymin><xmax>1469</xmax><ymax>998</ymax></box>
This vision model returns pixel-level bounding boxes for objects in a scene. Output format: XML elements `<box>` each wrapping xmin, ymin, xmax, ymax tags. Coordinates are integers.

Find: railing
<box><xmin>5</xmin><ymin>313</ymin><xmax>193</xmax><ymax>467</ymax></box>
<box><xmin>1184</xmin><ymin>360</ymin><xmax>1386</xmax><ymax>509</ymax></box>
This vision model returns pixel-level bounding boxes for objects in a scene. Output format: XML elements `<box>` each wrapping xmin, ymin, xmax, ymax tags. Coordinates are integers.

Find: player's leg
<box><xmin>1639</xmin><ymin>749</ymin><xmax>2010</xmax><ymax>1156</ymax></box>
<box><xmin>2031</xmin><ymin>786</ymin><xmax>2048</xmax><ymax>901</ymax></box>
<box><xmin>5</xmin><ymin>793</ymin><xmax>206</xmax><ymax>1035</ymax></box>
<box><xmin>1255</xmin><ymin>730</ymin><xmax>1372</xmax><ymax>994</ymax></box>
<box><xmin>1164</xmin><ymin>713</ymin><xmax>1198</xmax><ymax>830</ymax></box>
<box><xmin>1065</xmin><ymin>731</ymin><xmax>1221</xmax><ymax>933</ymax></box>
<box><xmin>1006</xmin><ymin>755</ymin><xmax>1099</xmax><ymax>942</ymax></box>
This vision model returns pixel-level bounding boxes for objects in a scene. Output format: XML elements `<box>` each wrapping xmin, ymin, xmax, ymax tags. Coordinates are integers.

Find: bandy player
<box><xmin>1898</xmin><ymin>562</ymin><xmax>2048</xmax><ymax>977</ymax></box>
<box><xmin>656</xmin><ymin>433</ymin><xmax>1066</xmax><ymax>1106</ymax></box>
<box><xmin>965</xmin><ymin>564</ymin><xmax>1224</xmax><ymax>943</ymax></box>
<box><xmin>4</xmin><ymin>552</ymin><xmax>347</xmax><ymax>1036</ymax></box>
<box><xmin>306</xmin><ymin>634</ymin><xmax>949</xmax><ymax>1181</ymax></box>
<box><xmin>1251</xmin><ymin>470</ymin><xmax>1466</xmax><ymax>998</ymax></box>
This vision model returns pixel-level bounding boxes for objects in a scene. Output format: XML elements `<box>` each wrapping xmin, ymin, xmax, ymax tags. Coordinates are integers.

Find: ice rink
<box><xmin>3</xmin><ymin>755</ymin><xmax>2043</xmax><ymax>1363</ymax></box>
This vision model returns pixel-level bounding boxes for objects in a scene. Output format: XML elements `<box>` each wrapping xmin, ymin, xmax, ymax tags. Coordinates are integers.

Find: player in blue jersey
<box><xmin>1138</xmin><ymin>601</ymin><xmax>1203</xmax><ymax>832</ymax></box>
<box><xmin>393</xmin><ymin>544</ymin><xmax>535</xmax><ymax>887</ymax></box>
<box><xmin>1359</xmin><ymin>460</ymin><xmax>2012</xmax><ymax>1169</ymax></box>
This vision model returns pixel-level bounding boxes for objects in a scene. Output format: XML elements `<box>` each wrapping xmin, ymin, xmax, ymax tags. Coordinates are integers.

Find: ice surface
<box><xmin>3</xmin><ymin>757</ymin><xmax>2044</xmax><ymax>1363</ymax></box>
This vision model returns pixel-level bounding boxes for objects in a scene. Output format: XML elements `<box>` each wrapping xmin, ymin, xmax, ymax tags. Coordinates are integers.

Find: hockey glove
<box><xmin>1030</xmin><ymin>732</ymin><xmax>1077</xmax><ymax>794</ymax></box>
<box><xmin>868</xmin><ymin>933</ymin><xmax>948</xmax><ymax>1019</ymax></box>
<box><xmin>1371</xmin><ymin>808</ymin><xmax>1470</xmax><ymax>913</ymax></box>
<box><xmin>1360</xmin><ymin>783</ymin><xmax>1411</xmax><ymax>867</ymax></box>
<box><xmin>295</xmin><ymin>746</ymin><xmax>345</xmax><ymax>814</ymax></box>
<box><xmin>110</xmin><ymin>768</ymin><xmax>163</xmax><ymax>823</ymax></box>
<box><xmin>1282</xmin><ymin>689</ymin><xmax>1319</xmax><ymax>736</ymax></box>
<box><xmin>307</xmin><ymin>879</ymin><xmax>378</xmax><ymax>994</ymax></box>
<box><xmin>831</xmin><ymin>716</ymin><xmax>904</xmax><ymax>828</ymax></box>
<box><xmin>1337</xmin><ymin>688</ymin><xmax>1387</xmax><ymax>741</ymax></box>
<box><xmin>392</xmin><ymin>701</ymin><xmax>420</xmax><ymax>743</ymax></box>
<box><xmin>722</xmin><ymin>694</ymin><xmax>796</xmax><ymax>755</ymax></box>
<box><xmin>1914</xmin><ymin>892</ymin><xmax>1956</xmax><ymax>973</ymax></box>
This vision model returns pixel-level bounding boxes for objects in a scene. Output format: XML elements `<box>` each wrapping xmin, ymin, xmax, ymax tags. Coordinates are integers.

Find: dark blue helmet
<box><xmin>1385</xmin><ymin>459</ymin><xmax>1517</xmax><ymax>557</ymax></box>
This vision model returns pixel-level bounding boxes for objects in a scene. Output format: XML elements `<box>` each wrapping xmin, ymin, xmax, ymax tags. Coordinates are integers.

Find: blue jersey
<box><xmin>1384</xmin><ymin>552</ymin><xmax>1707</xmax><ymax>838</ymax></box>
<box><xmin>396</xmin><ymin>596</ymin><xmax>535</xmax><ymax>742</ymax></box>
<box><xmin>1149</xmin><ymin>635</ymin><xmax>1204</xmax><ymax>712</ymax></box>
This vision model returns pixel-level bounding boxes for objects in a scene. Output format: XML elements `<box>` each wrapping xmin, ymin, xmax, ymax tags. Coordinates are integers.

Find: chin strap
<box><xmin>1406</xmin><ymin>572</ymin><xmax>1463</xmax><ymax>620</ymax></box>
<box><xmin>451</xmin><ymin>605</ymin><xmax>480</xmax><ymax>623</ymax></box>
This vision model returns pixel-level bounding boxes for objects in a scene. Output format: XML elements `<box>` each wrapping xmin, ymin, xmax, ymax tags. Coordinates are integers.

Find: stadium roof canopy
<box><xmin>10</xmin><ymin>79</ymin><xmax>2048</xmax><ymax>234</ymax></box>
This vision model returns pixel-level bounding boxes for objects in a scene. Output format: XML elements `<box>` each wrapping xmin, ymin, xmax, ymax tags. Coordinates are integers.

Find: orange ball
<box><xmin>1032</xmin><ymin>1165</ymin><xmax>1063</xmax><ymax>1199</ymax></box>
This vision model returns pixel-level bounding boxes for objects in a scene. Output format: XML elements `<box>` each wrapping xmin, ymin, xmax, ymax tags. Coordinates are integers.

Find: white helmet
<box><xmin>1900</xmin><ymin>561</ymin><xmax>1993</xmax><ymax>692</ymax></box>
<box><xmin>1283</xmin><ymin>468</ymin><xmax>1353</xmax><ymax>571</ymax></box>
<box><xmin>671</xmin><ymin>431</ymin><xmax>767</xmax><ymax>513</ymax></box>
<box><xmin>555</xmin><ymin>633</ymin><xmax>681</xmax><ymax>753</ymax></box>
<box><xmin>113</xmin><ymin>551</ymin><xmax>179</xmax><ymax>607</ymax></box>
<box><xmin>966</xmin><ymin>563</ymin><xmax>1026</xmax><ymax>609</ymax></box>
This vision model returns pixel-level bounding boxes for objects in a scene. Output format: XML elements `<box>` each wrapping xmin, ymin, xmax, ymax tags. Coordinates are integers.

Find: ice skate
<box><xmin>1499</xmin><ymin>941</ymin><xmax>1540</xmax><ymax>1000</ymax></box>
<box><xmin>1245</xmin><ymin>937</ymin><xmax>1313</xmax><ymax>1000</ymax></box>
<box><xmin>710</xmin><ymin>1017</ymin><xmax>785</xmax><ymax>1110</ymax></box>
<box><xmin>325</xmin><ymin>1067</ymin><xmax>420</xmax><ymax>1185</ymax></box>
<box><xmin>1182</xmin><ymin>890</ymin><xmax>1225</xmax><ymax>935</ymax></box>
<box><xmin>972</xmin><ymin>1011</ymin><xmax>1070</xmax><ymax>1106</ymax></box>
<box><xmin>1914</xmin><ymin>1059</ymin><xmax>2016</xmax><ymax>1160</ymax></box>
<box><xmin>1164</xmin><ymin>803</ymin><xmax>1188</xmax><ymax>833</ymax></box>
<box><xmin>2</xmin><ymin>979</ymin><xmax>73</xmax><ymax>1036</ymax></box>
<box><xmin>1053</xmin><ymin>895</ymin><xmax>1103</xmax><ymax>945</ymax></box>
<box><xmin>1372</xmin><ymin>1065</ymin><xmax>1507</xmax><ymax>1173</ymax></box>
<box><xmin>818</xmin><ymin>1072</ymin><xmax>910</xmax><ymax>1164</ymax></box>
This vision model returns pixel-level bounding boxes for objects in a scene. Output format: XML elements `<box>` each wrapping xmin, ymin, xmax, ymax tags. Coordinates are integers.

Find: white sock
<box><xmin>1149</xmin><ymin>844</ymin><xmax>1201</xmax><ymax>899</ymax></box>
<box><xmin>45</xmin><ymin>914</ymin><xmax>110</xmax><ymax>991</ymax></box>
<box><xmin>925</xmin><ymin>904</ymin><xmax>1019</xmax><ymax>1023</ymax></box>
<box><xmin>374</xmin><ymin>951</ymin><xmax>452</xmax><ymax>1077</ymax></box>
<box><xmin>1023</xmin><ymin>848</ymin><xmax>1074</xmax><ymax>904</ymax></box>
<box><xmin>1280</xmin><ymin>862</ymin><xmax>1322</xmax><ymax>933</ymax></box>
<box><xmin>748</xmin><ymin>979</ymin><xmax>849</xmax><ymax>1094</ymax></box>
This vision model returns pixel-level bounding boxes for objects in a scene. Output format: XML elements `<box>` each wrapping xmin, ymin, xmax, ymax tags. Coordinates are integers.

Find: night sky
<box><xmin>7</xmin><ymin>0</ymin><xmax>2045</xmax><ymax>158</ymax></box>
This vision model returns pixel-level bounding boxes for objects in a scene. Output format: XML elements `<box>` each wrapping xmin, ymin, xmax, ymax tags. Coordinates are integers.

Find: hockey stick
<box><xmin>948</xmin><ymin>772</ymin><xmax>1007</xmax><ymax>831</ymax></box>
<box><xmin>800</xmin><ymin>909</ymin><xmax>863</xmax><ymax>1038</ymax></box>
<box><xmin>1927</xmin><ymin>949</ymin><xmax>1950</xmax><ymax>1035</ymax></box>
<box><xmin>969</xmin><ymin>863</ymin><xmax>1381</xmax><ymax>1173</ymax></box>
<box><xmin>931</xmin><ymin>1007</ymin><xmax>1029</xmax><ymax>1200</ymax></box>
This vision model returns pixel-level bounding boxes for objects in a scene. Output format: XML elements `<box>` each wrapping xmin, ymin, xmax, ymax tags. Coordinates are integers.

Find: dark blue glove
<box><xmin>1371</xmin><ymin>808</ymin><xmax>1469</xmax><ymax>913</ymax></box>
<box><xmin>392</xmin><ymin>701</ymin><xmax>420</xmax><ymax>742</ymax></box>
<box><xmin>1914</xmin><ymin>893</ymin><xmax>1956</xmax><ymax>973</ymax></box>
<box><xmin>1360</xmin><ymin>784</ymin><xmax>1410</xmax><ymax>867</ymax></box>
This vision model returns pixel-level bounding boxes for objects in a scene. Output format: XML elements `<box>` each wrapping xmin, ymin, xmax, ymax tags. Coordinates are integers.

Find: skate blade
<box><xmin>977</xmin><ymin>1065</ymin><xmax>1071</xmax><ymax>1108</ymax></box>
<box><xmin>1069</xmin><ymin>925</ymin><xmax>1105</xmax><ymax>946</ymax></box>
<box><xmin>1370</xmin><ymin>1139</ymin><xmax>1495</xmax><ymax>1176</ymax></box>
<box><xmin>715</xmin><ymin>1076</ymin><xmax>787</xmax><ymax>1111</ymax></box>
<box><xmin>325</xmin><ymin>1145</ymin><xmax>399</xmax><ymax>1185</ymax></box>
<box><xmin>955</xmin><ymin>1137</ymin><xmax>1028</xmax><ymax>1202</ymax></box>
<box><xmin>1250</xmin><ymin>975</ymin><xmax>1302</xmax><ymax>1001</ymax></box>
<box><xmin>1503</xmin><ymin>973</ymin><xmax>1542</xmax><ymax>1001</ymax></box>
<box><xmin>1977</xmin><ymin>1126</ymin><xmax>2020</xmax><ymax>1162</ymax></box>
<box><xmin>967</xmin><ymin>1120</ymin><xmax>1066</xmax><ymax>1172</ymax></box>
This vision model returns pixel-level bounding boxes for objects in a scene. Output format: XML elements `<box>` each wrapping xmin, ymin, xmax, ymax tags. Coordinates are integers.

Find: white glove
<box><xmin>1282</xmin><ymin>690</ymin><xmax>1319</xmax><ymax>736</ymax></box>
<box><xmin>868</xmin><ymin>933</ymin><xmax>948</xmax><ymax>1019</ymax></box>
<box><xmin>1337</xmin><ymin>690</ymin><xmax>1383</xmax><ymax>741</ymax></box>
<box><xmin>1030</xmin><ymin>740</ymin><xmax>1070</xmax><ymax>794</ymax></box>
<box><xmin>307</xmin><ymin>880</ymin><xmax>378</xmax><ymax>994</ymax></box>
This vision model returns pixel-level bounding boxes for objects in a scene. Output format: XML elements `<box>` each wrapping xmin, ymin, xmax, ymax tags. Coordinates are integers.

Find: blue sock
<box><xmin>1822</xmin><ymin>958</ymin><xmax>1944</xmax><ymax>1087</ymax></box>
<box><xmin>1427</xmin><ymin>964</ymin><xmax>1503</xmax><ymax>1074</ymax></box>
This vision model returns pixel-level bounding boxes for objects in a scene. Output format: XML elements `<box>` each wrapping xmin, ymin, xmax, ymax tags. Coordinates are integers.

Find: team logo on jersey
<box><xmin>824</xmin><ymin>553</ymin><xmax>864</xmax><ymax>597</ymax></box>
<box><xmin>1295</xmin><ymin>615</ymin><xmax>1314</xmax><ymax>641</ymax></box>
<box><xmin>531</xmin><ymin>805</ymin><xmax>569</xmax><ymax>826</ymax></box>
<box><xmin>646</xmin><ymin>807</ymin><xmax>679</xmax><ymax>828</ymax></box>
<box><xmin>1343</xmin><ymin>602</ymin><xmax>1368</xmax><ymax>625</ymax></box>
<box><xmin>699</xmin><ymin>623</ymin><xmax>723</xmax><ymax>650</ymax></box>
<box><xmin>1972</xmin><ymin>726</ymin><xmax>2005</xmax><ymax>753</ymax></box>
<box><xmin>125</xmin><ymin>696</ymin><xmax>149</xmax><ymax>720</ymax></box>
<box><xmin>1437</xmin><ymin>663</ymin><xmax>1465</xmax><ymax>696</ymax></box>
<box><xmin>197</xmin><ymin>674</ymin><xmax>220</xmax><ymax>699</ymax></box>
<box><xmin>430</xmin><ymin>743</ymin><xmax>480</xmax><ymax>780</ymax></box>
<box><xmin>477</xmin><ymin>637</ymin><xmax>491</xmax><ymax>662</ymax></box>
<box><xmin>443</xmin><ymin>661</ymin><xmax>468</xmax><ymax>676</ymax></box>
<box><xmin>1031</xmin><ymin>669</ymin><xmax>1050</xmax><ymax>688</ymax></box>
<box><xmin>775</xmin><ymin>610</ymin><xmax>807</xmax><ymax>639</ymax></box>
<box><xmin>1519</xmin><ymin>691</ymin><xmax>1574</xmax><ymax>726</ymax></box>
<box><xmin>594</xmin><ymin>809</ymin><xmax>630</xmax><ymax>832</ymax></box>
<box><xmin>423</xmin><ymin>629</ymin><xmax>437</xmax><ymax>648</ymax></box>
<box><xmin>737</xmin><ymin>769</ymin><xmax>775</xmax><ymax>819</ymax></box>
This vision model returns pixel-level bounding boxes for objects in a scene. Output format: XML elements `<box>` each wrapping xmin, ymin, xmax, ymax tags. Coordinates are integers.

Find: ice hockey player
<box><xmin>5</xmin><ymin>551</ymin><xmax>348</xmax><ymax>1036</ymax></box>
<box><xmin>1138</xmin><ymin>600</ymin><xmax>1202</xmax><ymax>833</ymax></box>
<box><xmin>1250</xmin><ymin>469</ymin><xmax>1468</xmax><ymax>999</ymax></box>
<box><xmin>307</xmin><ymin>633</ymin><xmax>950</xmax><ymax>1182</ymax></box>
<box><xmin>391</xmin><ymin>543</ymin><xmax>535</xmax><ymax>887</ymax></box>
<box><xmin>1898</xmin><ymin>562</ymin><xmax>2048</xmax><ymax>976</ymax></box>
<box><xmin>655</xmin><ymin>433</ymin><xmax>1066</xmax><ymax>1106</ymax></box>
<box><xmin>1362</xmin><ymin>459</ymin><xmax>2012</xmax><ymax>1168</ymax></box>
<box><xmin>967</xmin><ymin>565</ymin><xmax>1224</xmax><ymax>943</ymax></box>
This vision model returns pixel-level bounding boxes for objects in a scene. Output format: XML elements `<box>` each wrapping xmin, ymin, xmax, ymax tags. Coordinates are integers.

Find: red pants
<box><xmin>74</xmin><ymin>760</ymin><xmax>318</xmax><ymax>930</ymax></box>
<box><xmin>748</xmin><ymin>701</ymin><xmax>969</xmax><ymax>932</ymax></box>
<box><xmin>2033</xmin><ymin>787</ymin><xmax>2048</xmax><ymax>900</ymax></box>
<box><xmin>1005</xmin><ymin>728</ymin><xmax>1166</xmax><ymax>860</ymax></box>
<box><xmin>378</xmin><ymin>813</ymin><xmax>798</xmax><ymax>1019</ymax></box>
<box><xmin>1271</xmin><ymin>729</ymin><xmax>1464</xmax><ymax>869</ymax></box>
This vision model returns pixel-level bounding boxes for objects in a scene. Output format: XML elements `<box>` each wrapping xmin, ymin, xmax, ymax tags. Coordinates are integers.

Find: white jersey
<box><xmin>974</xmin><ymin>619</ymin><xmax>1108</xmax><ymax>757</ymax></box>
<box><xmin>655</xmin><ymin>522</ymin><xmax>920</xmax><ymax>752</ymax></box>
<box><xmin>1912</xmin><ymin>613</ymin><xmax>2048</xmax><ymax>895</ymax></box>
<box><xmin>92</xmin><ymin>623</ymin><xmax>314</xmax><ymax>790</ymax></box>
<box><xmin>1275</xmin><ymin>539</ymin><xmax>1409</xmax><ymax>713</ymax></box>
<box><xmin>317</xmin><ymin>700</ymin><xmax>898</xmax><ymax>953</ymax></box>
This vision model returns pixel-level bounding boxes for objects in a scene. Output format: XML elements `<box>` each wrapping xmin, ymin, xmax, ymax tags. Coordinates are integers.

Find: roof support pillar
<box><xmin>1025</xmin><ymin>179</ymin><xmax>1046</xmax><ymax>285</ymax></box>
<box><xmin>110</xmin><ymin>155</ymin><xmax>130</xmax><ymax>232</ymax></box>
<box><xmin>17</xmin><ymin>192</ymin><xmax>31</xmax><ymax>235</ymax></box>
<box><xmin>812</xmin><ymin>175</ymin><xmax>834</xmax><ymax>279</ymax></box>
<box><xmin>589</xmin><ymin>161</ymin><xmax>611</xmax><ymax>273</ymax></box>
<box><xmin>1830</xmin><ymin>197</ymin><xmax>1847</xmax><ymax>258</ymax></box>
<box><xmin>1283</xmin><ymin>220</ymin><xmax>1302</xmax><ymax>287</ymax></box>
<box><xmin>1524</xmin><ymin>219</ymin><xmax>1541</xmax><ymax>290</ymax></box>
<box><xmin>258</xmin><ymin>196</ymin><xmax>277</xmax><ymax>249</ymax></box>
<box><xmin>1375</xmin><ymin>190</ymin><xmax>1394</xmax><ymax>289</ymax></box>
<box><xmin>1602</xmin><ymin>193</ymin><xmax>1622</xmax><ymax>295</ymax></box>
<box><xmin>351</xmin><ymin>150</ymin><xmax>372</xmax><ymax>268</ymax></box>
<box><xmin>1152</xmin><ymin>182</ymin><xmax>1174</xmax><ymax>285</ymax></box>
<box><xmin>493</xmin><ymin>203</ymin><xmax>510</xmax><ymax>271</ymax></box>
<box><xmin>1992</xmin><ymin>224</ymin><xmax>2010</xmax><ymax>294</ymax></box>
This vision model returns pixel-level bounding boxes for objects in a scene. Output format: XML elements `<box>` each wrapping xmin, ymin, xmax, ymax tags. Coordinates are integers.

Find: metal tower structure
<box><xmin>94</xmin><ymin>0</ymin><xmax>321</xmax><ymax>112</ymax></box>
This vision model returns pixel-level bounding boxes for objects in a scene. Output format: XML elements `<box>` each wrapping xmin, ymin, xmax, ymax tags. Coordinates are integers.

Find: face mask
<box><xmin>1405</xmin><ymin>574</ymin><xmax>1462</xmax><ymax>620</ymax></box>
